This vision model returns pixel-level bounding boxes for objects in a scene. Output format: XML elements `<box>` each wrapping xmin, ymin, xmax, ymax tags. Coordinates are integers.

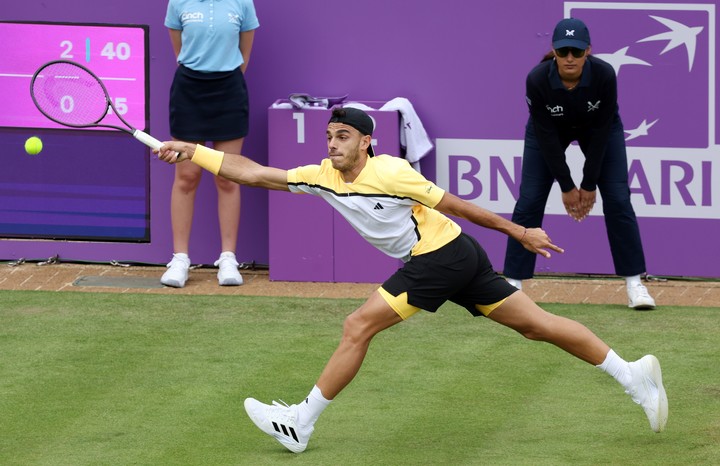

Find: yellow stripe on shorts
<box><xmin>475</xmin><ymin>298</ymin><xmax>507</xmax><ymax>316</ymax></box>
<box><xmin>379</xmin><ymin>286</ymin><xmax>508</xmax><ymax>319</ymax></box>
<box><xmin>378</xmin><ymin>287</ymin><xmax>421</xmax><ymax>320</ymax></box>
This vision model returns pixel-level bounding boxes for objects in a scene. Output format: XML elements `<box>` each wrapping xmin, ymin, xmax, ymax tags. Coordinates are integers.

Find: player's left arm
<box><xmin>434</xmin><ymin>191</ymin><xmax>563</xmax><ymax>258</ymax></box>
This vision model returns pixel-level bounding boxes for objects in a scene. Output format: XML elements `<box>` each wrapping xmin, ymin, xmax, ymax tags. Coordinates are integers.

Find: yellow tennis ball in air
<box><xmin>25</xmin><ymin>136</ymin><xmax>43</xmax><ymax>155</ymax></box>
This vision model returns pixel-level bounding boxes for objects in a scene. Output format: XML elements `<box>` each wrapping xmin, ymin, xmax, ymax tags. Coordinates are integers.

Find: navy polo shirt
<box><xmin>525</xmin><ymin>55</ymin><xmax>621</xmax><ymax>192</ymax></box>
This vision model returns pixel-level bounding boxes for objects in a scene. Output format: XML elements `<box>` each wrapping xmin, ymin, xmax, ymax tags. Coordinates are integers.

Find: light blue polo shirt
<box><xmin>165</xmin><ymin>0</ymin><xmax>259</xmax><ymax>72</ymax></box>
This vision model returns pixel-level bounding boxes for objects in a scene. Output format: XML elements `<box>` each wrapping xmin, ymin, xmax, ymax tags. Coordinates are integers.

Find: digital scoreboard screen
<box><xmin>0</xmin><ymin>21</ymin><xmax>151</xmax><ymax>243</ymax></box>
<box><xmin>0</xmin><ymin>21</ymin><xmax>148</xmax><ymax>131</ymax></box>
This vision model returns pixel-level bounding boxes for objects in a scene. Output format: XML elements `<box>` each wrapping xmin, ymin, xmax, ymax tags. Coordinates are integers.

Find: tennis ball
<box><xmin>25</xmin><ymin>136</ymin><xmax>43</xmax><ymax>155</ymax></box>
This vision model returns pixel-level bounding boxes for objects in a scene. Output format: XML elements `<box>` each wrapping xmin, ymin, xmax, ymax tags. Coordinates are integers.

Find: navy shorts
<box><xmin>169</xmin><ymin>65</ymin><xmax>249</xmax><ymax>141</ymax></box>
<box><xmin>382</xmin><ymin>233</ymin><xmax>519</xmax><ymax>317</ymax></box>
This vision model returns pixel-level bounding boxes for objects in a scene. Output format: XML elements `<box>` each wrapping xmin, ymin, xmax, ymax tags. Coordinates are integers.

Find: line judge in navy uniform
<box><xmin>503</xmin><ymin>18</ymin><xmax>656</xmax><ymax>310</ymax></box>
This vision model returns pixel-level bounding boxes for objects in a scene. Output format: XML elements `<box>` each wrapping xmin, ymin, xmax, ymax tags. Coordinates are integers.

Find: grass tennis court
<box><xmin>1</xmin><ymin>290</ymin><xmax>718</xmax><ymax>465</ymax></box>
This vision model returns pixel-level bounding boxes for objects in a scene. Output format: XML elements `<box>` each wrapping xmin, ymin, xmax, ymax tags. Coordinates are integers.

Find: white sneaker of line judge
<box><xmin>627</xmin><ymin>282</ymin><xmax>656</xmax><ymax>310</ymax></box>
<box><xmin>214</xmin><ymin>251</ymin><xmax>243</xmax><ymax>286</ymax></box>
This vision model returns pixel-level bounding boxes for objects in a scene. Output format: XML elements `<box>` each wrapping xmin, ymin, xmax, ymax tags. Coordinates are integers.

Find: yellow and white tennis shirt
<box><xmin>287</xmin><ymin>155</ymin><xmax>461</xmax><ymax>260</ymax></box>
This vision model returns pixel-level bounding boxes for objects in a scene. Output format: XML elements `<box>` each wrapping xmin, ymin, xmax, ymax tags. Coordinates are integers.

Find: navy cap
<box><xmin>552</xmin><ymin>18</ymin><xmax>591</xmax><ymax>50</ymax></box>
<box><xmin>328</xmin><ymin>107</ymin><xmax>375</xmax><ymax>157</ymax></box>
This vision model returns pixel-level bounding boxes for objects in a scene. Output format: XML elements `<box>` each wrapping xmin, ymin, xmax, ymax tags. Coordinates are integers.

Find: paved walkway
<box><xmin>1</xmin><ymin>262</ymin><xmax>719</xmax><ymax>308</ymax></box>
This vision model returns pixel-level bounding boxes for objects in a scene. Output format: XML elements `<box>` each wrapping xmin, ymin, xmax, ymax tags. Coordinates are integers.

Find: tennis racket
<box><xmin>30</xmin><ymin>59</ymin><xmax>164</xmax><ymax>150</ymax></box>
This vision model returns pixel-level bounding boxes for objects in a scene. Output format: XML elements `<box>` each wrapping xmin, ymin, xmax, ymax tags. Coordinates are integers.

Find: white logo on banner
<box><xmin>436</xmin><ymin>2</ymin><xmax>718</xmax><ymax>220</ymax></box>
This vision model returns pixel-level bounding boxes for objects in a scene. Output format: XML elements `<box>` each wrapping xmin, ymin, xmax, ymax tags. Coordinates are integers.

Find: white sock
<box><xmin>172</xmin><ymin>252</ymin><xmax>190</xmax><ymax>263</ymax></box>
<box><xmin>596</xmin><ymin>349</ymin><xmax>632</xmax><ymax>389</ymax></box>
<box><xmin>506</xmin><ymin>277</ymin><xmax>522</xmax><ymax>290</ymax></box>
<box><xmin>297</xmin><ymin>385</ymin><xmax>331</xmax><ymax>427</ymax></box>
<box><xmin>625</xmin><ymin>275</ymin><xmax>642</xmax><ymax>288</ymax></box>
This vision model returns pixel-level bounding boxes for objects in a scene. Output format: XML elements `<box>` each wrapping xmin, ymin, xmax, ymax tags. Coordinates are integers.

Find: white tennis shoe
<box><xmin>627</xmin><ymin>283</ymin><xmax>656</xmax><ymax>310</ymax></box>
<box><xmin>626</xmin><ymin>355</ymin><xmax>668</xmax><ymax>433</ymax></box>
<box><xmin>160</xmin><ymin>253</ymin><xmax>190</xmax><ymax>288</ymax></box>
<box><xmin>214</xmin><ymin>252</ymin><xmax>243</xmax><ymax>286</ymax></box>
<box><xmin>244</xmin><ymin>398</ymin><xmax>313</xmax><ymax>453</ymax></box>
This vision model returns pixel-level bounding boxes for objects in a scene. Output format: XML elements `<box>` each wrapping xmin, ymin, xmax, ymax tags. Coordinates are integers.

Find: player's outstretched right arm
<box><xmin>156</xmin><ymin>141</ymin><xmax>290</xmax><ymax>192</ymax></box>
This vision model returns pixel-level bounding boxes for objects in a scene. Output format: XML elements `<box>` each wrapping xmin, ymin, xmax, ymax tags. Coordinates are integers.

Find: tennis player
<box><xmin>155</xmin><ymin>107</ymin><xmax>668</xmax><ymax>453</ymax></box>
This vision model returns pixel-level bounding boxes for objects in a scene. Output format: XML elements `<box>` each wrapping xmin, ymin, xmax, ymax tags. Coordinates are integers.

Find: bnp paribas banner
<box><xmin>437</xmin><ymin>2</ymin><xmax>717</xmax><ymax>220</ymax></box>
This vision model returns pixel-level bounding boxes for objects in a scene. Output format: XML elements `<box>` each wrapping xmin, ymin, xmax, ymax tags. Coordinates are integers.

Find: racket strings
<box><xmin>32</xmin><ymin>62</ymin><xmax>110</xmax><ymax>126</ymax></box>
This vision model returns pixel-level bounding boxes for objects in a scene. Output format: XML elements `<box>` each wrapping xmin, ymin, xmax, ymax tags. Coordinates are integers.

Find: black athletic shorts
<box><xmin>382</xmin><ymin>233</ymin><xmax>519</xmax><ymax>316</ymax></box>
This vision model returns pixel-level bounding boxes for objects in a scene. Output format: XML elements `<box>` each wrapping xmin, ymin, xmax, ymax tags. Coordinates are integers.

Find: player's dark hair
<box><xmin>331</xmin><ymin>107</ymin><xmax>347</xmax><ymax>119</ymax></box>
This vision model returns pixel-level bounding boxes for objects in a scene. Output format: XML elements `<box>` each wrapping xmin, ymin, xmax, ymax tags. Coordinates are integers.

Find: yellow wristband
<box><xmin>191</xmin><ymin>144</ymin><xmax>224</xmax><ymax>175</ymax></box>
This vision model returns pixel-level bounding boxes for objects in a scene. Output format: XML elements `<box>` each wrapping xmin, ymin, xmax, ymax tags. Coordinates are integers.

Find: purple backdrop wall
<box><xmin>2</xmin><ymin>0</ymin><xmax>719</xmax><ymax>278</ymax></box>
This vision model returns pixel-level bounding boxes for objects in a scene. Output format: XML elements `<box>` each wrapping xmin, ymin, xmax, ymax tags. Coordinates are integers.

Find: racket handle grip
<box><xmin>132</xmin><ymin>129</ymin><xmax>164</xmax><ymax>150</ymax></box>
